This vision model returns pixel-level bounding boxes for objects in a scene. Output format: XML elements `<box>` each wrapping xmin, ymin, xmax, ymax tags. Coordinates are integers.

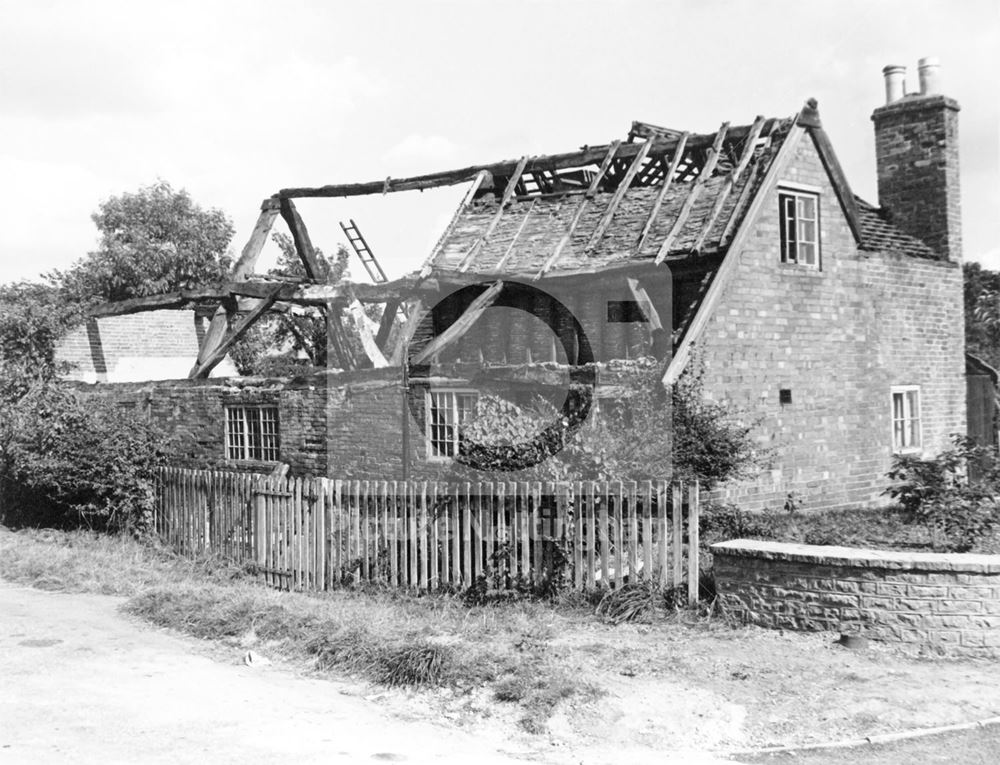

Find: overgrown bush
<box><xmin>450</xmin><ymin>362</ymin><xmax>761</xmax><ymax>487</ymax></box>
<box><xmin>886</xmin><ymin>436</ymin><xmax>1000</xmax><ymax>552</ymax></box>
<box><xmin>671</xmin><ymin>363</ymin><xmax>763</xmax><ymax>486</ymax></box>
<box><xmin>0</xmin><ymin>382</ymin><xmax>168</xmax><ymax>532</ymax></box>
<box><xmin>698</xmin><ymin>502</ymin><xmax>781</xmax><ymax>543</ymax></box>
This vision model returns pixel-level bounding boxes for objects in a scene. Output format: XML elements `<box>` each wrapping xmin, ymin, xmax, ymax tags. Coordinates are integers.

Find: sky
<box><xmin>1</xmin><ymin>0</ymin><xmax>998</xmax><ymax>285</ymax></box>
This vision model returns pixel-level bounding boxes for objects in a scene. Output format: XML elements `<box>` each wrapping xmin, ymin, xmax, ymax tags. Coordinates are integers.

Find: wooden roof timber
<box><xmin>635</xmin><ymin>131</ymin><xmax>690</xmax><ymax>251</ymax></box>
<box><xmin>691</xmin><ymin>115</ymin><xmax>767</xmax><ymax>254</ymax></box>
<box><xmin>278</xmin><ymin>198</ymin><xmax>326</xmax><ymax>282</ymax></box>
<box><xmin>191</xmin><ymin>285</ymin><xmax>284</xmax><ymax>378</ymax></box>
<box><xmin>457</xmin><ymin>156</ymin><xmax>530</xmax><ymax>272</ymax></box>
<box><xmin>419</xmin><ymin>169</ymin><xmax>492</xmax><ymax>278</ymax></box>
<box><xmin>276</xmin><ymin>126</ymin><xmax>756</xmax><ymax>199</ymax></box>
<box><xmin>584</xmin><ymin>138</ymin><xmax>654</xmax><ymax>252</ymax></box>
<box><xmin>654</xmin><ymin>123</ymin><xmax>731</xmax><ymax>265</ymax></box>
<box><xmin>410</xmin><ymin>280</ymin><xmax>504</xmax><ymax>365</ymax></box>
<box><xmin>629</xmin><ymin>120</ymin><xmax>687</xmax><ymax>141</ymax></box>
<box><xmin>191</xmin><ymin>199</ymin><xmax>279</xmax><ymax>376</ymax></box>
<box><xmin>533</xmin><ymin>140</ymin><xmax>622</xmax><ymax>279</ymax></box>
<box><xmin>88</xmin><ymin>275</ymin><xmax>439</xmax><ymax>318</ymax></box>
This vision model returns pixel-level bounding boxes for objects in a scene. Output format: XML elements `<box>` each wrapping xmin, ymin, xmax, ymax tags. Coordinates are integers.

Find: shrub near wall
<box><xmin>712</xmin><ymin>540</ymin><xmax>1000</xmax><ymax>657</ymax></box>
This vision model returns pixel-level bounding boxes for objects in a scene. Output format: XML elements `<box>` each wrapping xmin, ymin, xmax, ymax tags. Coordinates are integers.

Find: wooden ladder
<box><xmin>339</xmin><ymin>219</ymin><xmax>388</xmax><ymax>284</ymax></box>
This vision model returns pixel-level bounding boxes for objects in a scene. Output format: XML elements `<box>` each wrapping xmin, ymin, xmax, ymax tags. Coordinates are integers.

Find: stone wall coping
<box><xmin>710</xmin><ymin>539</ymin><xmax>1000</xmax><ymax>573</ymax></box>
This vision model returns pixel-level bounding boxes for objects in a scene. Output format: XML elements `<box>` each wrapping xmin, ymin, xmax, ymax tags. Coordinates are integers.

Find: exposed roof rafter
<box><xmin>654</xmin><ymin>122</ymin><xmax>731</xmax><ymax>265</ymax></box>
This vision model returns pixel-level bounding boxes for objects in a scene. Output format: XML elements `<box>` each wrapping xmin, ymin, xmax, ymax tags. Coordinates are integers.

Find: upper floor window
<box><xmin>225</xmin><ymin>404</ymin><xmax>279</xmax><ymax>462</ymax></box>
<box><xmin>427</xmin><ymin>390</ymin><xmax>478</xmax><ymax>460</ymax></box>
<box><xmin>891</xmin><ymin>386</ymin><xmax>921</xmax><ymax>454</ymax></box>
<box><xmin>779</xmin><ymin>188</ymin><xmax>820</xmax><ymax>268</ymax></box>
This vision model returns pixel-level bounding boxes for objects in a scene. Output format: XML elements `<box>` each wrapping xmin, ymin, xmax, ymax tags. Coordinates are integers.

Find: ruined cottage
<box><xmin>61</xmin><ymin>59</ymin><xmax>967</xmax><ymax>511</ymax></box>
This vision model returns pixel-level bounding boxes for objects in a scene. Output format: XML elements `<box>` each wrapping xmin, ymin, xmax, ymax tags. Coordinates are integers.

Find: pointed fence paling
<box><xmin>155</xmin><ymin>467</ymin><xmax>701</xmax><ymax>598</ymax></box>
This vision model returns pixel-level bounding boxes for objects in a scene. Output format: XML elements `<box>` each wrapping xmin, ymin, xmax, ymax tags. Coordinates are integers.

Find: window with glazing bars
<box><xmin>225</xmin><ymin>405</ymin><xmax>279</xmax><ymax>462</ymax></box>
<box><xmin>779</xmin><ymin>190</ymin><xmax>819</xmax><ymax>267</ymax></box>
<box><xmin>427</xmin><ymin>390</ymin><xmax>478</xmax><ymax>459</ymax></box>
<box><xmin>891</xmin><ymin>386</ymin><xmax>921</xmax><ymax>453</ymax></box>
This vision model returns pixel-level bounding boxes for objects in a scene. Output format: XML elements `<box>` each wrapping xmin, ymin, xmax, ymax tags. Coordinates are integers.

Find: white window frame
<box><xmin>778</xmin><ymin>187</ymin><xmax>820</xmax><ymax>268</ymax></box>
<box><xmin>425</xmin><ymin>389</ymin><xmax>478</xmax><ymax>462</ymax></box>
<box><xmin>891</xmin><ymin>386</ymin><xmax>922</xmax><ymax>454</ymax></box>
<box><xmin>225</xmin><ymin>404</ymin><xmax>280</xmax><ymax>462</ymax></box>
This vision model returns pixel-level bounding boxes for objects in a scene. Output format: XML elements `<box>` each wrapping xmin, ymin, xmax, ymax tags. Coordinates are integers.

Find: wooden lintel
<box><xmin>410</xmin><ymin>281</ymin><xmax>503</xmax><ymax>366</ymax></box>
<box><xmin>533</xmin><ymin>140</ymin><xmax>622</xmax><ymax>279</ymax></box>
<box><xmin>276</xmin><ymin>127</ymin><xmax>754</xmax><ymax>200</ymax></box>
<box><xmin>636</xmin><ymin>132</ymin><xmax>690</xmax><ymax>252</ymax></box>
<box><xmin>654</xmin><ymin>122</ymin><xmax>730</xmax><ymax>265</ymax></box>
<box><xmin>191</xmin><ymin>286</ymin><xmax>283</xmax><ymax>378</ymax></box>
<box><xmin>585</xmin><ymin>139</ymin><xmax>653</xmax><ymax>253</ymax></box>
<box><xmin>457</xmin><ymin>155</ymin><xmax>530</xmax><ymax>273</ymax></box>
<box><xmin>692</xmin><ymin>116</ymin><xmax>766</xmax><ymax>254</ymax></box>
<box><xmin>279</xmin><ymin>197</ymin><xmax>327</xmax><ymax>282</ymax></box>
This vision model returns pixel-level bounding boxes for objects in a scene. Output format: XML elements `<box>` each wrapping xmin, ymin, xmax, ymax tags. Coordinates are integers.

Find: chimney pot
<box><xmin>882</xmin><ymin>64</ymin><xmax>907</xmax><ymax>104</ymax></box>
<box><xmin>918</xmin><ymin>56</ymin><xmax>941</xmax><ymax>96</ymax></box>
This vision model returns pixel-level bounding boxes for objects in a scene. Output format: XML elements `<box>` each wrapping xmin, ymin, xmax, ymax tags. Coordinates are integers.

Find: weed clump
<box><xmin>595</xmin><ymin>582</ymin><xmax>658</xmax><ymax>624</ymax></box>
<box><xmin>376</xmin><ymin>641</ymin><xmax>455</xmax><ymax>687</ymax></box>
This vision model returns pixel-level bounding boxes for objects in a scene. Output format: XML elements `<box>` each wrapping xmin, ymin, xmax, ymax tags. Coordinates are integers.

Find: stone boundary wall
<box><xmin>712</xmin><ymin>540</ymin><xmax>1000</xmax><ymax>656</ymax></box>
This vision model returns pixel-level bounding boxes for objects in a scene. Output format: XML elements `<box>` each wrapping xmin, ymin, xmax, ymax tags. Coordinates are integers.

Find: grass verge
<box><xmin>0</xmin><ymin>526</ymin><xmax>600</xmax><ymax>731</ymax></box>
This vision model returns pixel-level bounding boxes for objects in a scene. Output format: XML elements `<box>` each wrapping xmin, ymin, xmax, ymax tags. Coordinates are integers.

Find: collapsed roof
<box><xmin>87</xmin><ymin>101</ymin><xmax>943</xmax><ymax>379</ymax></box>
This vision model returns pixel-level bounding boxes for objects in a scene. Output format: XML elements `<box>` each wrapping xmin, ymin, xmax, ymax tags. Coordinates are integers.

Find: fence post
<box><xmin>687</xmin><ymin>481</ymin><xmax>701</xmax><ymax>603</ymax></box>
<box><xmin>253</xmin><ymin>476</ymin><xmax>266</xmax><ymax>566</ymax></box>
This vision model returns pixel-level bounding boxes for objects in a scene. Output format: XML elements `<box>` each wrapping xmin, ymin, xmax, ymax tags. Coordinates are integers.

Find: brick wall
<box><xmin>69</xmin><ymin>374</ymin><xmax>330</xmax><ymax>476</ymax></box>
<box><xmin>713</xmin><ymin>540</ymin><xmax>1000</xmax><ymax>657</ymax></box>
<box><xmin>696</xmin><ymin>132</ymin><xmax>966</xmax><ymax>511</ymax></box>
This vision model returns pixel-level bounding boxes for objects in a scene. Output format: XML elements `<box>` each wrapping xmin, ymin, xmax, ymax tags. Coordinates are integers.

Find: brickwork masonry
<box><xmin>712</xmin><ymin>540</ymin><xmax>1000</xmax><ymax>657</ymax></box>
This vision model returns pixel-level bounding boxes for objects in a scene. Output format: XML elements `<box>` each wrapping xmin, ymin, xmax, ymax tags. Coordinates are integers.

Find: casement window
<box><xmin>891</xmin><ymin>386</ymin><xmax>921</xmax><ymax>453</ymax></box>
<box><xmin>225</xmin><ymin>404</ymin><xmax>279</xmax><ymax>462</ymax></box>
<box><xmin>426</xmin><ymin>390</ymin><xmax>478</xmax><ymax>460</ymax></box>
<box><xmin>779</xmin><ymin>188</ymin><xmax>820</xmax><ymax>267</ymax></box>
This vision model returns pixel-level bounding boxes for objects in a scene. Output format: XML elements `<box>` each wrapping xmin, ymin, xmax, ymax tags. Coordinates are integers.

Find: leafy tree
<box><xmin>964</xmin><ymin>262</ymin><xmax>1000</xmax><ymax>369</ymax></box>
<box><xmin>0</xmin><ymin>281</ymin><xmax>80</xmax><ymax>388</ymax></box>
<box><xmin>54</xmin><ymin>180</ymin><xmax>235</xmax><ymax>304</ymax></box>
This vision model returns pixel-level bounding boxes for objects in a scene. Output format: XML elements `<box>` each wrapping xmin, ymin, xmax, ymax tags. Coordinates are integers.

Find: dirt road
<box><xmin>0</xmin><ymin>584</ymin><xmax>730</xmax><ymax>764</ymax></box>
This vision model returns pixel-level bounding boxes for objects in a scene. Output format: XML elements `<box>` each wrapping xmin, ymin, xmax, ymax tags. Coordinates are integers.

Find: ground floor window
<box><xmin>427</xmin><ymin>390</ymin><xmax>478</xmax><ymax>459</ymax></box>
<box><xmin>225</xmin><ymin>404</ymin><xmax>279</xmax><ymax>462</ymax></box>
<box><xmin>891</xmin><ymin>386</ymin><xmax>921</xmax><ymax>453</ymax></box>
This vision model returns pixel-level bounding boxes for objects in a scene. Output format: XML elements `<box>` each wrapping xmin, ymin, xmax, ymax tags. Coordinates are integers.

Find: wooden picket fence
<box><xmin>155</xmin><ymin>467</ymin><xmax>702</xmax><ymax>598</ymax></box>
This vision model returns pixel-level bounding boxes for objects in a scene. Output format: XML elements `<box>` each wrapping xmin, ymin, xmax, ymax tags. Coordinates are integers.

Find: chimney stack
<box><xmin>871</xmin><ymin>57</ymin><xmax>961</xmax><ymax>262</ymax></box>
